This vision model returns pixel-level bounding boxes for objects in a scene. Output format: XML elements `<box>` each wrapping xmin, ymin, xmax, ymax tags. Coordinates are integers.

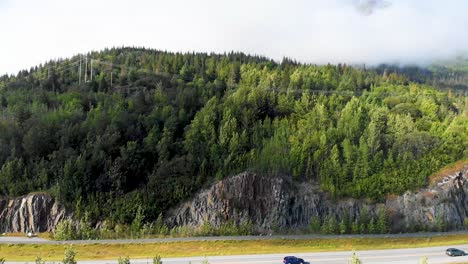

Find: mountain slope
<box><xmin>0</xmin><ymin>47</ymin><xmax>466</xmax><ymax>229</ymax></box>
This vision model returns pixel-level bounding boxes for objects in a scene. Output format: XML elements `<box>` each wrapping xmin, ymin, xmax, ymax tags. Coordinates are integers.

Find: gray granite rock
<box><xmin>0</xmin><ymin>193</ymin><xmax>69</xmax><ymax>233</ymax></box>
<box><xmin>166</xmin><ymin>167</ymin><xmax>467</xmax><ymax>233</ymax></box>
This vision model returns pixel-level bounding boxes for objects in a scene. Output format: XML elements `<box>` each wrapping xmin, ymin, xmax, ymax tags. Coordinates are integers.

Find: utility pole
<box><xmin>90</xmin><ymin>59</ymin><xmax>93</xmax><ymax>81</ymax></box>
<box><xmin>110</xmin><ymin>62</ymin><xmax>113</xmax><ymax>87</ymax></box>
<box><xmin>79</xmin><ymin>55</ymin><xmax>82</xmax><ymax>85</ymax></box>
<box><xmin>84</xmin><ymin>55</ymin><xmax>88</xmax><ymax>82</ymax></box>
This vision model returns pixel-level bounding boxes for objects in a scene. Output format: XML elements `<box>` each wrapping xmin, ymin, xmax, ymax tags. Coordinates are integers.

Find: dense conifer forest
<box><xmin>0</xmin><ymin>47</ymin><xmax>466</xmax><ymax>225</ymax></box>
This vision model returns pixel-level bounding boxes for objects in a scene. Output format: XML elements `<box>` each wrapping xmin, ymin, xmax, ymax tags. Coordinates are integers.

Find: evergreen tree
<box><xmin>377</xmin><ymin>209</ymin><xmax>389</xmax><ymax>234</ymax></box>
<box><xmin>339</xmin><ymin>218</ymin><xmax>347</xmax><ymax>235</ymax></box>
<box><xmin>351</xmin><ymin>220</ymin><xmax>359</xmax><ymax>234</ymax></box>
<box><xmin>368</xmin><ymin>217</ymin><xmax>377</xmax><ymax>234</ymax></box>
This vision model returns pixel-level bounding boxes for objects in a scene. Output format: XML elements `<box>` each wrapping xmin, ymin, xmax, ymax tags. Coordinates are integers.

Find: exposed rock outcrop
<box><xmin>0</xmin><ymin>168</ymin><xmax>466</xmax><ymax>234</ymax></box>
<box><xmin>385</xmin><ymin>168</ymin><xmax>468</xmax><ymax>232</ymax></box>
<box><xmin>0</xmin><ymin>193</ymin><xmax>69</xmax><ymax>233</ymax></box>
<box><xmin>166</xmin><ymin>167</ymin><xmax>468</xmax><ymax>233</ymax></box>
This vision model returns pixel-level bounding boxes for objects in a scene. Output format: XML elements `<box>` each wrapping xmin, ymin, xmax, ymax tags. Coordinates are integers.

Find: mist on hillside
<box><xmin>1</xmin><ymin>0</ymin><xmax>468</xmax><ymax>74</ymax></box>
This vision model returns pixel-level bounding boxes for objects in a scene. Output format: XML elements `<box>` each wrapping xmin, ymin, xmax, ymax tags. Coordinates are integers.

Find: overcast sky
<box><xmin>1</xmin><ymin>0</ymin><xmax>467</xmax><ymax>75</ymax></box>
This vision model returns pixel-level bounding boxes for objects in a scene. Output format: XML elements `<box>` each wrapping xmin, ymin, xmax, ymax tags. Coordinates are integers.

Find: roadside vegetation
<box><xmin>51</xmin><ymin>202</ymin><xmax>468</xmax><ymax>240</ymax></box>
<box><xmin>1</xmin><ymin>234</ymin><xmax>467</xmax><ymax>261</ymax></box>
<box><xmin>53</xmin><ymin>216</ymin><xmax>256</xmax><ymax>240</ymax></box>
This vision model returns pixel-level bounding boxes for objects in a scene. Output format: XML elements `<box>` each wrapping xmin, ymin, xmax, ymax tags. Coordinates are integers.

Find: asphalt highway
<box><xmin>2</xmin><ymin>245</ymin><xmax>468</xmax><ymax>264</ymax></box>
<box><xmin>74</xmin><ymin>245</ymin><xmax>467</xmax><ymax>264</ymax></box>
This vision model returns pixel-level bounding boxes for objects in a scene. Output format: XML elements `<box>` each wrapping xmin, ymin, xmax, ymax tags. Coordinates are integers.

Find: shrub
<box><xmin>35</xmin><ymin>256</ymin><xmax>45</xmax><ymax>264</ymax></box>
<box><xmin>155</xmin><ymin>213</ymin><xmax>169</xmax><ymax>235</ymax></box>
<box><xmin>217</xmin><ymin>220</ymin><xmax>236</xmax><ymax>236</ymax></box>
<box><xmin>309</xmin><ymin>216</ymin><xmax>321</xmax><ymax>233</ymax></box>
<box><xmin>54</xmin><ymin>219</ymin><xmax>75</xmax><ymax>240</ymax></box>
<box><xmin>199</xmin><ymin>222</ymin><xmax>215</xmax><ymax>236</ymax></box>
<box><xmin>118</xmin><ymin>256</ymin><xmax>130</xmax><ymax>264</ymax></box>
<box><xmin>114</xmin><ymin>224</ymin><xmax>128</xmax><ymax>238</ymax></box>
<box><xmin>368</xmin><ymin>218</ymin><xmax>377</xmax><ymax>234</ymax></box>
<box><xmin>0</xmin><ymin>257</ymin><xmax>5</xmax><ymax>264</ymax></box>
<box><xmin>140</xmin><ymin>222</ymin><xmax>155</xmax><ymax>237</ymax></box>
<box><xmin>238</xmin><ymin>220</ymin><xmax>254</xmax><ymax>235</ymax></box>
<box><xmin>63</xmin><ymin>247</ymin><xmax>76</xmax><ymax>264</ymax></box>
<box><xmin>159</xmin><ymin>224</ymin><xmax>169</xmax><ymax>236</ymax></box>
<box><xmin>77</xmin><ymin>212</ymin><xmax>96</xmax><ymax>239</ymax></box>
<box><xmin>321</xmin><ymin>215</ymin><xmax>337</xmax><ymax>235</ymax></box>
<box><xmin>349</xmin><ymin>252</ymin><xmax>362</xmax><ymax>264</ymax></box>
<box><xmin>359</xmin><ymin>222</ymin><xmax>367</xmax><ymax>234</ymax></box>
<box><xmin>54</xmin><ymin>216</ymin><xmax>97</xmax><ymax>240</ymax></box>
<box><xmin>153</xmin><ymin>255</ymin><xmax>162</xmax><ymax>264</ymax></box>
<box><xmin>131</xmin><ymin>206</ymin><xmax>145</xmax><ymax>238</ymax></box>
<box><xmin>99</xmin><ymin>220</ymin><xmax>113</xmax><ymax>239</ymax></box>
<box><xmin>351</xmin><ymin>220</ymin><xmax>359</xmax><ymax>234</ymax></box>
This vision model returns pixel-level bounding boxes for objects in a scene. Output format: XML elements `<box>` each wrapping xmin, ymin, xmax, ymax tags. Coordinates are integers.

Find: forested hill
<box><xmin>0</xmin><ymin>47</ymin><xmax>466</xmax><ymax>224</ymax></box>
<box><xmin>374</xmin><ymin>56</ymin><xmax>468</xmax><ymax>92</ymax></box>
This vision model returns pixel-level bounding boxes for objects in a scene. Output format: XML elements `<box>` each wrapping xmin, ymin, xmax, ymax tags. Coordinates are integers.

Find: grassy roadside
<box><xmin>1</xmin><ymin>234</ymin><xmax>468</xmax><ymax>261</ymax></box>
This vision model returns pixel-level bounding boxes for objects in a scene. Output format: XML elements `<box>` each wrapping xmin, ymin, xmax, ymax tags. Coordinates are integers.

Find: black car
<box><xmin>283</xmin><ymin>256</ymin><xmax>305</xmax><ymax>264</ymax></box>
<box><xmin>446</xmin><ymin>248</ymin><xmax>466</xmax><ymax>257</ymax></box>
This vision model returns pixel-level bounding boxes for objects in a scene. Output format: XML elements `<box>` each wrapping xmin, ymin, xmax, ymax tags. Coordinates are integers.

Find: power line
<box><xmin>43</xmin><ymin>56</ymin><xmax>468</xmax><ymax>98</ymax></box>
<box><xmin>53</xmin><ymin>61</ymin><xmax>80</xmax><ymax>74</ymax></box>
<box><xmin>91</xmin><ymin>59</ymin><xmax>465</xmax><ymax>97</ymax></box>
<box><xmin>92</xmin><ymin>59</ymin><xmax>176</xmax><ymax>79</ymax></box>
<box><xmin>265</xmin><ymin>88</ymin><xmax>455</xmax><ymax>98</ymax></box>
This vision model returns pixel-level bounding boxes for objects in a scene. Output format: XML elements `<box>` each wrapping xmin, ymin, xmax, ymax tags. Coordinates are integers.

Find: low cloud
<box><xmin>354</xmin><ymin>0</ymin><xmax>392</xmax><ymax>16</ymax></box>
<box><xmin>0</xmin><ymin>0</ymin><xmax>467</xmax><ymax>74</ymax></box>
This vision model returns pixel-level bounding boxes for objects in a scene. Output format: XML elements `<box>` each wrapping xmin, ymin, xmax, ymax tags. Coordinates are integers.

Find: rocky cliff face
<box><xmin>166</xmin><ymin>167</ymin><xmax>468</xmax><ymax>233</ymax></box>
<box><xmin>0</xmin><ymin>194</ymin><xmax>69</xmax><ymax>233</ymax></box>
<box><xmin>385</xmin><ymin>168</ymin><xmax>467</xmax><ymax>232</ymax></box>
<box><xmin>1</xmin><ymin>168</ymin><xmax>466</xmax><ymax>234</ymax></box>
